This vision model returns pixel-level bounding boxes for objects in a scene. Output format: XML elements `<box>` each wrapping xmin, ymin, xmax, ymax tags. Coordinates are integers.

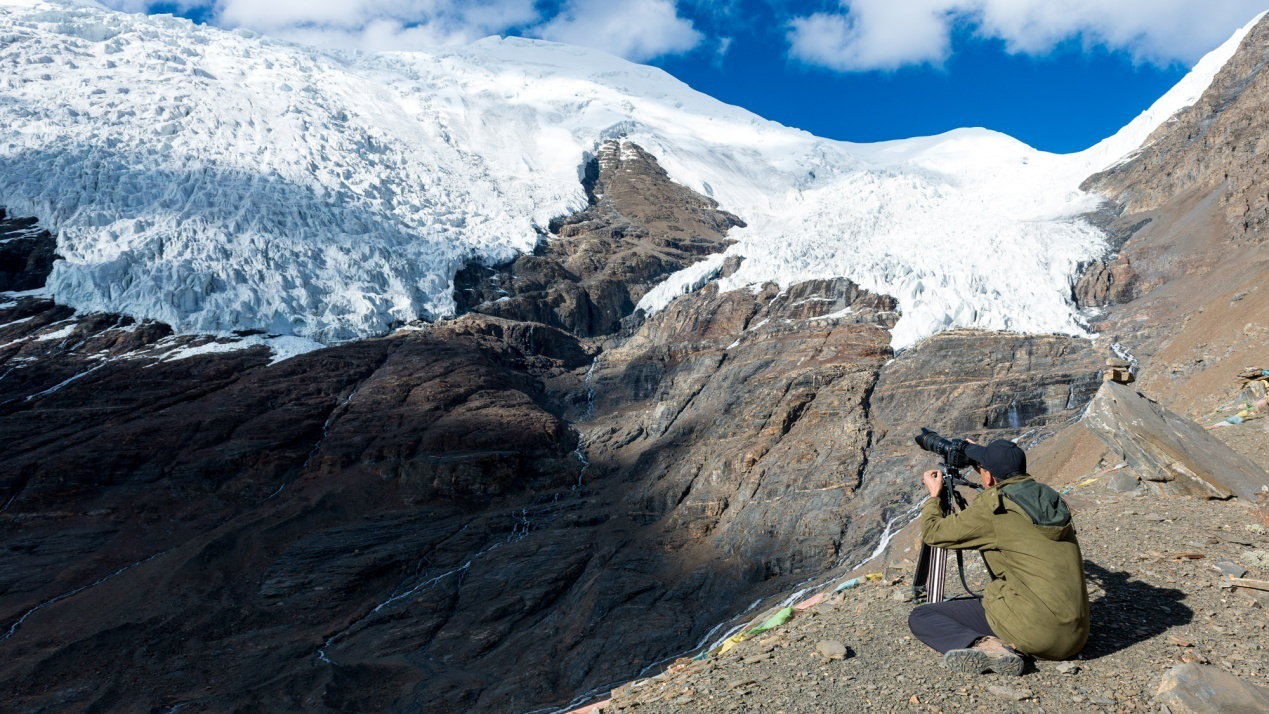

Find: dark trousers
<box><xmin>908</xmin><ymin>598</ymin><xmax>996</xmax><ymax>654</ymax></box>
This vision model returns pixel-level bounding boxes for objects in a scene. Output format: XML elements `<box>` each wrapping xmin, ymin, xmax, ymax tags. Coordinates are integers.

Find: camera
<box><xmin>914</xmin><ymin>428</ymin><xmax>972</xmax><ymax>469</ymax></box>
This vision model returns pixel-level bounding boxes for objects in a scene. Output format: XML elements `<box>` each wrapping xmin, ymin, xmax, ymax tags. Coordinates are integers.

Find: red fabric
<box><xmin>794</xmin><ymin>592</ymin><xmax>827</xmax><ymax>610</ymax></box>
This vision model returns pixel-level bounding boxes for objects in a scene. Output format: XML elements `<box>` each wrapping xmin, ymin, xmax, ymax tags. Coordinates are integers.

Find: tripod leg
<box><xmin>913</xmin><ymin>542</ymin><xmax>932</xmax><ymax>601</ymax></box>
<box><xmin>927</xmin><ymin>546</ymin><xmax>947</xmax><ymax>604</ymax></box>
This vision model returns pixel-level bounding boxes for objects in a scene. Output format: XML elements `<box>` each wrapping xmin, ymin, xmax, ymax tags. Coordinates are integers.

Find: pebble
<box><xmin>1055</xmin><ymin>661</ymin><xmax>1081</xmax><ymax>675</ymax></box>
<box><xmin>987</xmin><ymin>685</ymin><xmax>1032</xmax><ymax>701</ymax></box>
<box><xmin>743</xmin><ymin>653</ymin><xmax>772</xmax><ymax>664</ymax></box>
<box><xmin>1107</xmin><ymin>471</ymin><xmax>1140</xmax><ymax>493</ymax></box>
<box><xmin>814</xmin><ymin>640</ymin><xmax>849</xmax><ymax>661</ymax></box>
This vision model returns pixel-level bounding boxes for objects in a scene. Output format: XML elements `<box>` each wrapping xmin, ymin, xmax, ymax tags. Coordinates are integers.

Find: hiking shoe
<box><xmin>973</xmin><ymin>637</ymin><xmax>1025</xmax><ymax>676</ymax></box>
<box><xmin>942</xmin><ymin>637</ymin><xmax>1025</xmax><ymax>676</ymax></box>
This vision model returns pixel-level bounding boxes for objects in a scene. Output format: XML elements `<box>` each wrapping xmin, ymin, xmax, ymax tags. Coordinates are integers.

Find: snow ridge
<box><xmin>0</xmin><ymin>1</ymin><xmax>1254</xmax><ymax>347</ymax></box>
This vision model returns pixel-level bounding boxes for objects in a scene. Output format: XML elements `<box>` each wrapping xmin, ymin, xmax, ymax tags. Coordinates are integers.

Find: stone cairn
<box><xmin>1103</xmin><ymin>356</ymin><xmax>1135</xmax><ymax>384</ymax></box>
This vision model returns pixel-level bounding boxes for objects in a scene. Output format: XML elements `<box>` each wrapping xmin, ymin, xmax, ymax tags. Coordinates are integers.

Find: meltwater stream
<box><xmin>1</xmin><ymin>550</ymin><xmax>168</xmax><ymax>643</ymax></box>
<box><xmin>573</xmin><ymin>355</ymin><xmax>601</xmax><ymax>489</ymax></box>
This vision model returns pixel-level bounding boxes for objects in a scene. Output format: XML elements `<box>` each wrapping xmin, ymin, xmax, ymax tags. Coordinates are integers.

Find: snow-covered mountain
<box><xmin>0</xmin><ymin>0</ymin><xmax>1259</xmax><ymax>346</ymax></box>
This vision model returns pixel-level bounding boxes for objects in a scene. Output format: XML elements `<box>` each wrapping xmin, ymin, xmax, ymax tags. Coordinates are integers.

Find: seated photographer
<box><xmin>907</xmin><ymin>439</ymin><xmax>1089</xmax><ymax>675</ymax></box>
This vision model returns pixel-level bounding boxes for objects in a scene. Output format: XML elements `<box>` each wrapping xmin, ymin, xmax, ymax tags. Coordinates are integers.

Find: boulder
<box><xmin>1084</xmin><ymin>382</ymin><xmax>1269</xmax><ymax>501</ymax></box>
<box><xmin>1106</xmin><ymin>470</ymin><xmax>1141</xmax><ymax>493</ymax></box>
<box><xmin>1155</xmin><ymin>663</ymin><xmax>1269</xmax><ymax>713</ymax></box>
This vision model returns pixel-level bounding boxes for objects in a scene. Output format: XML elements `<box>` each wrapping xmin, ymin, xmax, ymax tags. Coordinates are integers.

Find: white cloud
<box><xmin>211</xmin><ymin>0</ymin><xmax>540</xmax><ymax>51</ymax></box>
<box><xmin>101</xmin><ymin>0</ymin><xmax>705</xmax><ymax>60</ymax></box>
<box><xmin>788</xmin><ymin>2</ymin><xmax>955</xmax><ymax>71</ymax></box>
<box><xmin>534</xmin><ymin>0</ymin><xmax>704</xmax><ymax>62</ymax></box>
<box><xmin>788</xmin><ymin>0</ymin><xmax>1269</xmax><ymax>72</ymax></box>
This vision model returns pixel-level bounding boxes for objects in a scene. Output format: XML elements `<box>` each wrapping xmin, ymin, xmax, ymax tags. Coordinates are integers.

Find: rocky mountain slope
<box><xmin>1</xmin><ymin>4</ymin><xmax>1267</xmax><ymax>714</ymax></box>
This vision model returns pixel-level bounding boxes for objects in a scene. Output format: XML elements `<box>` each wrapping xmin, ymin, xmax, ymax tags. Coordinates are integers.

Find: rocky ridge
<box><xmin>1083</xmin><ymin>16</ymin><xmax>1269</xmax><ymax>244</ymax></box>
<box><xmin>455</xmin><ymin>140</ymin><xmax>743</xmax><ymax>338</ymax></box>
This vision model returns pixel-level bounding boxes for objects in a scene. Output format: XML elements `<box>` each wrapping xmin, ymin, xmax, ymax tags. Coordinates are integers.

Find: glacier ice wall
<box><xmin>0</xmin><ymin>1</ymin><xmax>1255</xmax><ymax>346</ymax></box>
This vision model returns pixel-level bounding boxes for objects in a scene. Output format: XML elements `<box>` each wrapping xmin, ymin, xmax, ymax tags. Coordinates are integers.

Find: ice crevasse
<box><xmin>0</xmin><ymin>0</ymin><xmax>1261</xmax><ymax>347</ymax></box>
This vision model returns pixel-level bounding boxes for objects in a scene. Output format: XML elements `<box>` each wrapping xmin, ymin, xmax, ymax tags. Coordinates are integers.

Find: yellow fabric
<box><xmin>716</xmin><ymin>632</ymin><xmax>748</xmax><ymax>655</ymax></box>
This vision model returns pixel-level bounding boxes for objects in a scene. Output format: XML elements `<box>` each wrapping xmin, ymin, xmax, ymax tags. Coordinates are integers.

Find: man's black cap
<box><xmin>965</xmin><ymin>439</ymin><xmax>1026</xmax><ymax>478</ymax></box>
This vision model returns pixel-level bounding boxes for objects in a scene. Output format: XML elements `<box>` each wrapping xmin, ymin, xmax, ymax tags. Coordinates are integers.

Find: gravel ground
<box><xmin>605</xmin><ymin>483</ymin><xmax>1269</xmax><ymax>713</ymax></box>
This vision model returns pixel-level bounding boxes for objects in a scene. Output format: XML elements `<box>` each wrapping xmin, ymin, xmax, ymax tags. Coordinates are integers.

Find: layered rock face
<box><xmin>0</xmin><ymin>139</ymin><xmax>1104</xmax><ymax>714</ymax></box>
<box><xmin>857</xmin><ymin>330</ymin><xmax>1100</xmax><ymax>531</ymax></box>
<box><xmin>587</xmin><ymin>278</ymin><xmax>899</xmax><ymax>578</ymax></box>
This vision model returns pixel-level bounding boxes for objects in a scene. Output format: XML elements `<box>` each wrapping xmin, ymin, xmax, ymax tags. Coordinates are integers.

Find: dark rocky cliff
<box><xmin>0</xmin><ymin>139</ymin><xmax>1102</xmax><ymax>713</ymax></box>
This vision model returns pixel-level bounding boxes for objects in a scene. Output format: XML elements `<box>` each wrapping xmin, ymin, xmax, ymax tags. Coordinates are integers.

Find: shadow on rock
<box><xmin>1081</xmin><ymin>560</ymin><xmax>1192</xmax><ymax>659</ymax></box>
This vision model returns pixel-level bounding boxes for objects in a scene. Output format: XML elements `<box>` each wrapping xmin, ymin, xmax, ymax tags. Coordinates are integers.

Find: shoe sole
<box><xmin>943</xmin><ymin>649</ymin><xmax>990</xmax><ymax>674</ymax></box>
<box><xmin>942</xmin><ymin>648</ymin><xmax>1026</xmax><ymax>676</ymax></box>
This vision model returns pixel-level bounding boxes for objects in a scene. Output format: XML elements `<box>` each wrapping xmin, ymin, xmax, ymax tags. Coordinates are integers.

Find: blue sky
<box><xmin>118</xmin><ymin>1</ymin><xmax>1266</xmax><ymax>154</ymax></box>
<box><xmin>656</xmin><ymin>16</ymin><xmax>1188</xmax><ymax>153</ymax></box>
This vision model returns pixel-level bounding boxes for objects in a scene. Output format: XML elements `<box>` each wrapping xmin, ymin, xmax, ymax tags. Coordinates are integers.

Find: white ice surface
<box><xmin>161</xmin><ymin>334</ymin><xmax>323</xmax><ymax>364</ymax></box>
<box><xmin>0</xmin><ymin>1</ymin><xmax>1259</xmax><ymax>347</ymax></box>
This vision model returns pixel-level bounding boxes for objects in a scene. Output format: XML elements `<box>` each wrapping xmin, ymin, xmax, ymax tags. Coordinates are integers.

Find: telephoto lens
<box><xmin>914</xmin><ymin>428</ymin><xmax>971</xmax><ymax>468</ymax></box>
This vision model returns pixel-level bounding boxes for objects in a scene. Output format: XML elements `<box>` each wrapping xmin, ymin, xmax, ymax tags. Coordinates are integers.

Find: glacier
<box><xmin>0</xmin><ymin>0</ymin><xmax>1260</xmax><ymax>347</ymax></box>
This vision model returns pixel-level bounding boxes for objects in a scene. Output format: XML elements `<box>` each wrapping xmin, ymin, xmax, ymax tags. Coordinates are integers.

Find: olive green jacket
<box><xmin>920</xmin><ymin>474</ymin><xmax>1089</xmax><ymax>660</ymax></box>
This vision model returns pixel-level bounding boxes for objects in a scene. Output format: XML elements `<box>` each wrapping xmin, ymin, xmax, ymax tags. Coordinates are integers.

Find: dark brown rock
<box><xmin>1072</xmin><ymin>256</ymin><xmax>1140</xmax><ymax>308</ymax></box>
<box><xmin>0</xmin><ymin>210</ymin><xmax>56</xmax><ymax>292</ymax></box>
<box><xmin>454</xmin><ymin>140</ymin><xmax>742</xmax><ymax>337</ymax></box>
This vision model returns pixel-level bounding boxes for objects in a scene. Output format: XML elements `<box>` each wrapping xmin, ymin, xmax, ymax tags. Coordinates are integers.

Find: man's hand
<box><xmin>923</xmin><ymin>469</ymin><xmax>943</xmax><ymax>499</ymax></box>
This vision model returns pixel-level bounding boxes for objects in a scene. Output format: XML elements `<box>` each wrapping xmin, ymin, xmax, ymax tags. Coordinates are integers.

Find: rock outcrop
<box><xmin>0</xmin><ymin>210</ymin><xmax>56</xmax><ymax>292</ymax></box>
<box><xmin>1084</xmin><ymin>381</ymin><xmax>1269</xmax><ymax>500</ymax></box>
<box><xmin>454</xmin><ymin>141</ymin><xmax>742</xmax><ymax>337</ymax></box>
<box><xmin>586</xmin><ymin>277</ymin><xmax>899</xmax><ymax>578</ymax></box>
<box><xmin>1071</xmin><ymin>256</ymin><xmax>1140</xmax><ymax>308</ymax></box>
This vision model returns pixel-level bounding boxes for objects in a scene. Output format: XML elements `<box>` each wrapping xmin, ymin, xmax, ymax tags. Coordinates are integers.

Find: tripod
<box><xmin>911</xmin><ymin>463</ymin><xmax>987</xmax><ymax>604</ymax></box>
